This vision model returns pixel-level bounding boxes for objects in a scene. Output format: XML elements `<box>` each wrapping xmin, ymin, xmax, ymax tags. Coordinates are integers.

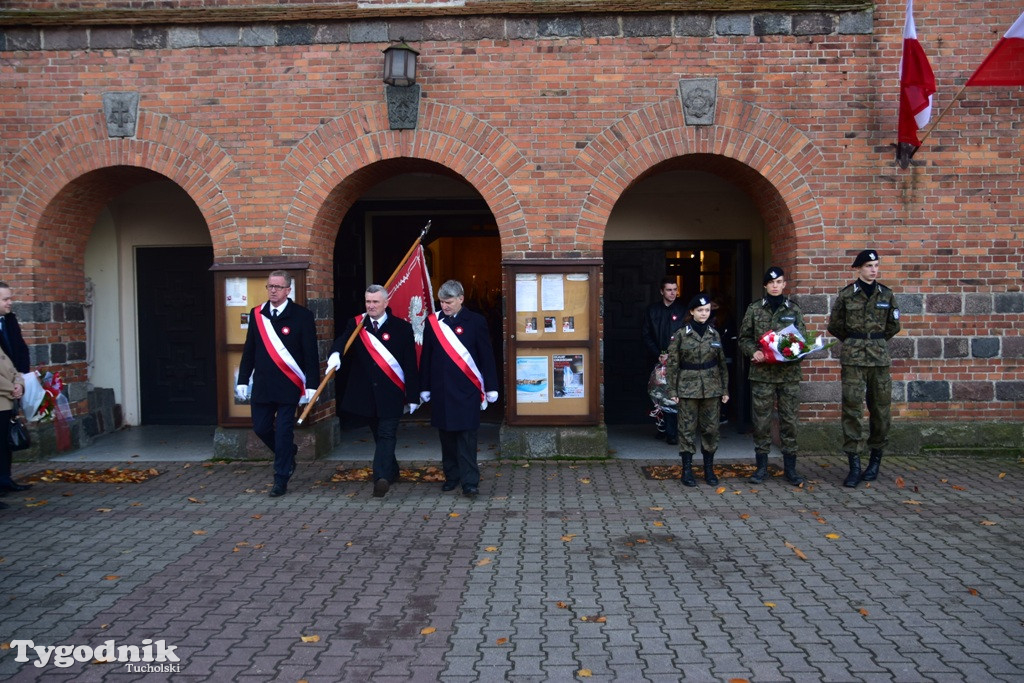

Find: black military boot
<box><xmin>702</xmin><ymin>451</ymin><xmax>719</xmax><ymax>486</ymax></box>
<box><xmin>843</xmin><ymin>453</ymin><xmax>861</xmax><ymax>488</ymax></box>
<box><xmin>680</xmin><ymin>452</ymin><xmax>697</xmax><ymax>487</ymax></box>
<box><xmin>783</xmin><ymin>453</ymin><xmax>805</xmax><ymax>486</ymax></box>
<box><xmin>749</xmin><ymin>453</ymin><xmax>769</xmax><ymax>484</ymax></box>
<box><xmin>861</xmin><ymin>449</ymin><xmax>883</xmax><ymax>482</ymax></box>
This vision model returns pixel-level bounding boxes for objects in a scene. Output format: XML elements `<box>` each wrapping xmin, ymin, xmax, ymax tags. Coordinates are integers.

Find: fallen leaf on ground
<box><xmin>784</xmin><ymin>542</ymin><xmax>807</xmax><ymax>560</ymax></box>
<box><xmin>103</xmin><ymin>575</ymin><xmax>119</xmax><ymax>581</ymax></box>
<box><xmin>716</xmin><ymin>486</ymin><xmax>726</xmax><ymax>494</ymax></box>
<box><xmin>895</xmin><ymin>477</ymin><xmax>905</xmax><ymax>489</ymax></box>
<box><xmin>192</xmin><ymin>530</ymin><xmax>207</xmax><ymax>535</ymax></box>
<box><xmin>825</xmin><ymin>533</ymin><xmax>840</xmax><ymax>540</ymax></box>
<box><xmin>579</xmin><ymin>478</ymin><xmax>591</xmax><ymax>484</ymax></box>
<box><xmin>998</xmin><ymin>472</ymin><xmax>1006</xmax><ymax>479</ymax></box>
<box><xmin>26</xmin><ymin>468</ymin><xmax>159</xmax><ymax>484</ymax></box>
<box><xmin>556</xmin><ymin>601</ymin><xmax>569</xmax><ymax>609</ymax></box>
<box><xmin>251</xmin><ymin>514</ymin><xmax>262</xmax><ymax>519</ymax></box>
<box><xmin>652</xmin><ymin>522</ymin><xmax>664</xmax><ymax>527</ymax></box>
<box><xmin>980</xmin><ymin>520</ymin><xmax>997</xmax><ymax>526</ymax></box>
<box><xmin>649</xmin><ymin>506</ymin><xmax>663</xmax><ymax>511</ymax></box>
<box><xmin>420</xmin><ymin>627</ymin><xmax>436</xmax><ymax>635</ymax></box>
<box><xmin>561</xmin><ymin>534</ymin><xmax>576</xmax><ymax>542</ymax></box>
<box><xmin>902</xmin><ymin>499</ymin><xmax>922</xmax><ymax>505</ymax></box>
<box><xmin>496</xmin><ymin>637</ymin><xmax>508</xmax><ymax>645</ymax></box>
<box><xmin>763</xmin><ymin>602</ymin><xmax>776</xmax><ymax>608</ymax></box>
<box><xmin>968</xmin><ymin>587</ymin><xmax>980</xmax><ymax>595</ymax></box>
<box><xmin>475</xmin><ymin>558</ymin><xmax>492</xmax><ymax>567</ymax></box>
<box><xmin>578</xmin><ymin>670</ymin><xmax>592</xmax><ymax>678</ymax></box>
<box><xmin>187</xmin><ymin>497</ymin><xmax>203</xmax><ymax>504</ymax></box>
<box><xmin>300</xmin><ymin>635</ymin><xmax>320</xmax><ymax>643</ymax></box>
<box><xmin>449</xmin><ymin>513</ymin><xmax>460</xmax><ymax>518</ymax></box>
<box><xmin>25</xmin><ymin>501</ymin><xmax>48</xmax><ymax>507</ymax></box>
<box><xmin>858</xmin><ymin>608</ymin><xmax>869</xmax><ymax>616</ymax></box>
<box><xmin>485</xmin><ymin>546</ymin><xmax>498</xmax><ymax>552</ymax></box>
<box><xmin>739</xmin><ymin>513</ymin><xmax>750</xmax><ymax>520</ymax></box>
<box><xmin>96</xmin><ymin>508</ymin><xmax>113</xmax><ymax>513</ymax></box>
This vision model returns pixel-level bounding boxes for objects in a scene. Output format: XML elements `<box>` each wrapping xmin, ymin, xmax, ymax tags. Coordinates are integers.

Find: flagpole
<box><xmin>914</xmin><ymin>81</ymin><xmax>969</xmax><ymax>148</ymax></box>
<box><xmin>297</xmin><ymin>219</ymin><xmax>432</xmax><ymax>425</ymax></box>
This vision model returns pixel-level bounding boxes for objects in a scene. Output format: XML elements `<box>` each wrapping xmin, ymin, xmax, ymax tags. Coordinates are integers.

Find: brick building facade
<box><xmin>2</xmin><ymin>0</ymin><xmax>1022</xmax><ymax>456</ymax></box>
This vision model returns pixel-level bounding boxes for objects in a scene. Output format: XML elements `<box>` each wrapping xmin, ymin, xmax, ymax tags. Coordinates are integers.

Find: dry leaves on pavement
<box><xmin>26</xmin><ymin>468</ymin><xmax>159</xmax><ymax>484</ymax></box>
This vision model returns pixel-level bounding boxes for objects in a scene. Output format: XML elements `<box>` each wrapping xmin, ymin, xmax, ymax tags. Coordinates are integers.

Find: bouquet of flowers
<box><xmin>758</xmin><ymin>324</ymin><xmax>834</xmax><ymax>363</ymax></box>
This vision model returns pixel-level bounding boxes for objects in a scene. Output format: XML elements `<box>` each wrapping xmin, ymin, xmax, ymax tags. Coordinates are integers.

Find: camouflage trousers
<box><xmin>751</xmin><ymin>380</ymin><xmax>800</xmax><ymax>456</ymax></box>
<box><xmin>676</xmin><ymin>397</ymin><xmax>722</xmax><ymax>455</ymax></box>
<box><xmin>840</xmin><ymin>364</ymin><xmax>892</xmax><ymax>454</ymax></box>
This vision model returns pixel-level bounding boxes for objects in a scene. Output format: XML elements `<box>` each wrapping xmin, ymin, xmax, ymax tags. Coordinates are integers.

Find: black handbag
<box><xmin>9</xmin><ymin>401</ymin><xmax>30</xmax><ymax>451</ymax></box>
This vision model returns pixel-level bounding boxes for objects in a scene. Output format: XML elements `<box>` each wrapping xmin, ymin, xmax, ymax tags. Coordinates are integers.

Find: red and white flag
<box><xmin>386</xmin><ymin>244</ymin><xmax>435</xmax><ymax>361</ymax></box>
<box><xmin>966</xmin><ymin>12</ymin><xmax>1024</xmax><ymax>86</ymax></box>
<box><xmin>898</xmin><ymin>0</ymin><xmax>936</xmax><ymax>147</ymax></box>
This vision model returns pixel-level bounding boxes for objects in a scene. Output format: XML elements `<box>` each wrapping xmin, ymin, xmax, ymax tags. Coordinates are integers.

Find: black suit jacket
<box><xmin>0</xmin><ymin>312</ymin><xmax>30</xmax><ymax>374</ymax></box>
<box><xmin>334</xmin><ymin>309</ymin><xmax>419</xmax><ymax>419</ymax></box>
<box><xmin>419</xmin><ymin>308</ymin><xmax>498</xmax><ymax>432</ymax></box>
<box><xmin>237</xmin><ymin>300</ymin><xmax>320</xmax><ymax>404</ymax></box>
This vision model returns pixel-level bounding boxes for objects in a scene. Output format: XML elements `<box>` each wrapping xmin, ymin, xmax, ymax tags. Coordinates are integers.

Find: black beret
<box><xmin>687</xmin><ymin>292</ymin><xmax>711</xmax><ymax>311</ymax></box>
<box><xmin>852</xmin><ymin>249</ymin><xmax>879</xmax><ymax>267</ymax></box>
<box><xmin>763</xmin><ymin>267</ymin><xmax>785</xmax><ymax>285</ymax></box>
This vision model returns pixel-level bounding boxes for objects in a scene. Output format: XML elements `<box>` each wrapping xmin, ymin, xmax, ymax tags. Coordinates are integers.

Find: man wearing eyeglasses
<box><xmin>237</xmin><ymin>271</ymin><xmax>319</xmax><ymax>497</ymax></box>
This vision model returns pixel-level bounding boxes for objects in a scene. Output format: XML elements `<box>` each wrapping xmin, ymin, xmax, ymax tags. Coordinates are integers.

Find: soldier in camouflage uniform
<box><xmin>738</xmin><ymin>267</ymin><xmax>807</xmax><ymax>486</ymax></box>
<box><xmin>666</xmin><ymin>293</ymin><xmax>730</xmax><ymax>487</ymax></box>
<box><xmin>827</xmin><ymin>250</ymin><xmax>901</xmax><ymax>487</ymax></box>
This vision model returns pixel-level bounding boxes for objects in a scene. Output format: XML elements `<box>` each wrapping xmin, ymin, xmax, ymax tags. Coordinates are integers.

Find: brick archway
<box><xmin>282</xmin><ymin>100</ymin><xmax>530</xmax><ymax>286</ymax></box>
<box><xmin>577</xmin><ymin>96</ymin><xmax>825</xmax><ymax>270</ymax></box>
<box><xmin>1</xmin><ymin>111</ymin><xmax>238</xmax><ymax>300</ymax></box>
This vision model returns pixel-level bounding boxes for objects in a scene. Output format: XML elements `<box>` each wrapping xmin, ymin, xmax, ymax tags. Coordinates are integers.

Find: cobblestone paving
<box><xmin>1</xmin><ymin>455</ymin><xmax>1022</xmax><ymax>682</ymax></box>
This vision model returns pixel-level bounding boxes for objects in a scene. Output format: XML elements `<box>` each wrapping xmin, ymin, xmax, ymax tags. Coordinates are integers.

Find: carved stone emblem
<box><xmin>679</xmin><ymin>78</ymin><xmax>718</xmax><ymax>126</ymax></box>
<box><xmin>386</xmin><ymin>84</ymin><xmax>421</xmax><ymax>130</ymax></box>
<box><xmin>102</xmin><ymin>92</ymin><xmax>139</xmax><ymax>138</ymax></box>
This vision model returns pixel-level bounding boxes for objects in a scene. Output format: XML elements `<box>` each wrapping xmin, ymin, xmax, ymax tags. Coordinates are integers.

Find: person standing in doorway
<box><xmin>419</xmin><ymin>280</ymin><xmax>499</xmax><ymax>497</ymax></box>
<box><xmin>827</xmin><ymin>250</ymin><xmax>901</xmax><ymax>487</ymax></box>
<box><xmin>328</xmin><ymin>284</ymin><xmax>419</xmax><ymax>498</ymax></box>
<box><xmin>236</xmin><ymin>271</ymin><xmax>319</xmax><ymax>498</ymax></box>
<box><xmin>738</xmin><ymin>267</ymin><xmax>807</xmax><ymax>486</ymax></box>
<box><xmin>666</xmin><ymin>293</ymin><xmax>730</xmax><ymax>487</ymax></box>
<box><xmin>0</xmin><ymin>282</ymin><xmax>31</xmax><ymax>374</ymax></box>
<box><xmin>641</xmin><ymin>276</ymin><xmax>687</xmax><ymax>444</ymax></box>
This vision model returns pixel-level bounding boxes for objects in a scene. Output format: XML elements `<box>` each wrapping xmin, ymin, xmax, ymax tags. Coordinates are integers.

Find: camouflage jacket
<box><xmin>665</xmin><ymin>324</ymin><xmax>728</xmax><ymax>400</ymax></box>
<box><xmin>738</xmin><ymin>296</ymin><xmax>806</xmax><ymax>384</ymax></box>
<box><xmin>827</xmin><ymin>280</ymin><xmax>901</xmax><ymax>367</ymax></box>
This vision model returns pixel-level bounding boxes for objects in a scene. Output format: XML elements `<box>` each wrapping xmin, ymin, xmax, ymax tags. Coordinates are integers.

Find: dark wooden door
<box><xmin>137</xmin><ymin>246</ymin><xmax>217</xmax><ymax>424</ymax></box>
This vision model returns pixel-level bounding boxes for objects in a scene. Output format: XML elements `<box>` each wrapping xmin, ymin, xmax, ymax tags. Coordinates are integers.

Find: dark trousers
<box><xmin>439</xmin><ymin>429</ymin><xmax>479</xmax><ymax>489</ymax></box>
<box><xmin>251</xmin><ymin>400</ymin><xmax>298</xmax><ymax>484</ymax></box>
<box><xmin>0</xmin><ymin>408</ymin><xmax>12</xmax><ymax>486</ymax></box>
<box><xmin>663</xmin><ymin>410</ymin><xmax>679</xmax><ymax>440</ymax></box>
<box><xmin>368</xmin><ymin>416</ymin><xmax>400</xmax><ymax>483</ymax></box>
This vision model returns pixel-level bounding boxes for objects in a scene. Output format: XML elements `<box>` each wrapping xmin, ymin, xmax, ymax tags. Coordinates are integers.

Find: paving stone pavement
<box><xmin>1</xmin><ymin>454</ymin><xmax>1023</xmax><ymax>682</ymax></box>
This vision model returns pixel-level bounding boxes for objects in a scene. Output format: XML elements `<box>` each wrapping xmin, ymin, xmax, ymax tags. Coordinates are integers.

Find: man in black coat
<box><xmin>0</xmin><ymin>282</ymin><xmax>31</xmax><ymax>374</ymax></box>
<box><xmin>236</xmin><ymin>271</ymin><xmax>319</xmax><ymax>497</ymax></box>
<box><xmin>328</xmin><ymin>284</ymin><xmax>419</xmax><ymax>498</ymax></box>
<box><xmin>419</xmin><ymin>279</ymin><xmax>499</xmax><ymax>497</ymax></box>
<box><xmin>641</xmin><ymin>276</ymin><xmax>687</xmax><ymax>444</ymax></box>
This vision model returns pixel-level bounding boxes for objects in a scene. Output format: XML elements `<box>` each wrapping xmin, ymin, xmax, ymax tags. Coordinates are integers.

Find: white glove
<box><xmin>326</xmin><ymin>352</ymin><xmax>341</xmax><ymax>373</ymax></box>
<box><xmin>407</xmin><ymin>403</ymin><xmax>419</xmax><ymax>415</ymax></box>
<box><xmin>480</xmin><ymin>398</ymin><xmax>489</xmax><ymax>411</ymax></box>
<box><xmin>419</xmin><ymin>391</ymin><xmax>431</xmax><ymax>403</ymax></box>
<box><xmin>486</xmin><ymin>391</ymin><xmax>499</xmax><ymax>404</ymax></box>
<box><xmin>299</xmin><ymin>388</ymin><xmax>316</xmax><ymax>405</ymax></box>
<box><xmin>235</xmin><ymin>385</ymin><xmax>249</xmax><ymax>401</ymax></box>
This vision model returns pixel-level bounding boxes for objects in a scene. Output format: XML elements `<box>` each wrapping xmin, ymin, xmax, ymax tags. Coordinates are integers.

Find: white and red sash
<box><xmin>253</xmin><ymin>302</ymin><xmax>306</xmax><ymax>393</ymax></box>
<box><xmin>356</xmin><ymin>315</ymin><xmax>405</xmax><ymax>391</ymax></box>
<box><xmin>428</xmin><ymin>312</ymin><xmax>485</xmax><ymax>401</ymax></box>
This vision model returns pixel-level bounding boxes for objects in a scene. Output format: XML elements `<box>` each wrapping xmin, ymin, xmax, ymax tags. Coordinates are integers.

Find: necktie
<box><xmin>271</xmin><ymin>309</ymin><xmax>278</xmax><ymax>319</ymax></box>
<box><xmin>372</xmin><ymin>320</ymin><xmax>379</xmax><ymax>332</ymax></box>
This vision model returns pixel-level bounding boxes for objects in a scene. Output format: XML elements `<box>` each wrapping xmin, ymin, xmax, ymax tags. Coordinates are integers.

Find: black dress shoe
<box><xmin>462</xmin><ymin>486</ymin><xmax>479</xmax><ymax>497</ymax></box>
<box><xmin>0</xmin><ymin>482</ymin><xmax>31</xmax><ymax>492</ymax></box>
<box><xmin>373</xmin><ymin>478</ymin><xmax>390</xmax><ymax>498</ymax></box>
<box><xmin>441</xmin><ymin>481</ymin><xmax>459</xmax><ymax>492</ymax></box>
<box><xmin>269</xmin><ymin>484</ymin><xmax>287</xmax><ymax>497</ymax></box>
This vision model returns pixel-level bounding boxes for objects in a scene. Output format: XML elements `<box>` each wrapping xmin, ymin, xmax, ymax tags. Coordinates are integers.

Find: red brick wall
<box><xmin>2</xmin><ymin>1</ymin><xmax>1022</xmax><ymax>423</ymax></box>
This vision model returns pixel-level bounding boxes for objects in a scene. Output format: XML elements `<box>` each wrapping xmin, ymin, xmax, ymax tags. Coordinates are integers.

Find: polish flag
<box><xmin>898</xmin><ymin>0</ymin><xmax>936</xmax><ymax>147</ymax></box>
<box><xmin>966</xmin><ymin>12</ymin><xmax>1024</xmax><ymax>86</ymax></box>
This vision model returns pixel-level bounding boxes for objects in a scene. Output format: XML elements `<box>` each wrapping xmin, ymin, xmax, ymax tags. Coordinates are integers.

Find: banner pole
<box><xmin>297</xmin><ymin>219</ymin><xmax>432</xmax><ymax>425</ymax></box>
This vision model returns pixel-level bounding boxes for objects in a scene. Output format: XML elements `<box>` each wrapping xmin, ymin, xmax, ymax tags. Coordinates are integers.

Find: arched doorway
<box><xmin>603</xmin><ymin>162</ymin><xmax>771</xmax><ymax>432</ymax></box>
<box><xmin>331</xmin><ymin>166</ymin><xmax>504</xmax><ymax>423</ymax></box>
<box><xmin>85</xmin><ymin>178</ymin><xmax>216</xmax><ymax>425</ymax></box>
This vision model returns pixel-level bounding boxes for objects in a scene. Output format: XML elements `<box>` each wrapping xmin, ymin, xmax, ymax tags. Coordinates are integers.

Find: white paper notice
<box><xmin>540</xmin><ymin>274</ymin><xmax>564</xmax><ymax>311</ymax></box>
<box><xmin>225</xmin><ymin>277</ymin><xmax>248</xmax><ymax>307</ymax></box>
<box><xmin>516</xmin><ymin>273</ymin><xmax>538</xmax><ymax>312</ymax></box>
